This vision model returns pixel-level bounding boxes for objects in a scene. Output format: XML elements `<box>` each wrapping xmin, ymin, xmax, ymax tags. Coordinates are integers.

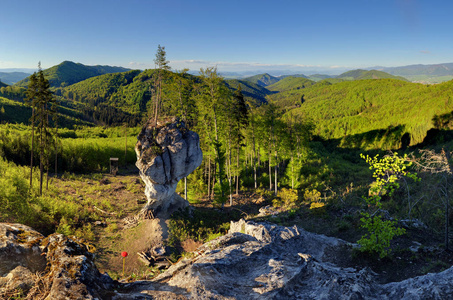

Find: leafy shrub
<box><xmin>272</xmin><ymin>188</ymin><xmax>299</xmax><ymax>209</ymax></box>
<box><xmin>357</xmin><ymin>153</ymin><xmax>417</xmax><ymax>258</ymax></box>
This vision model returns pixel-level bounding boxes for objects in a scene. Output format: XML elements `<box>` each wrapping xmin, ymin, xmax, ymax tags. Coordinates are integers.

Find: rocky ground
<box><xmin>1</xmin><ymin>168</ymin><xmax>453</xmax><ymax>298</ymax></box>
<box><xmin>2</xmin><ymin>217</ymin><xmax>453</xmax><ymax>299</ymax></box>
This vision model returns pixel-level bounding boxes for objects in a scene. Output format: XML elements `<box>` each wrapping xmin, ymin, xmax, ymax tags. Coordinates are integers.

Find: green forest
<box><xmin>1</xmin><ymin>53</ymin><xmax>453</xmax><ymax>280</ymax></box>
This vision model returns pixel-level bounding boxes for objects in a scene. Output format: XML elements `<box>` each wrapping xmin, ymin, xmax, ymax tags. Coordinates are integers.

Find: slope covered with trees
<box><xmin>225</xmin><ymin>79</ymin><xmax>272</xmax><ymax>104</ymax></box>
<box><xmin>3</xmin><ymin>52</ymin><xmax>453</xmax><ymax>272</ymax></box>
<box><xmin>15</xmin><ymin>61</ymin><xmax>130</xmax><ymax>88</ymax></box>
<box><xmin>0</xmin><ymin>71</ymin><xmax>31</xmax><ymax>85</ymax></box>
<box><xmin>336</xmin><ymin>69</ymin><xmax>408</xmax><ymax>81</ymax></box>
<box><xmin>266</xmin><ymin>76</ymin><xmax>316</xmax><ymax>92</ymax></box>
<box><xmin>243</xmin><ymin>73</ymin><xmax>281</xmax><ymax>87</ymax></box>
<box><xmin>268</xmin><ymin>78</ymin><xmax>453</xmax><ymax>149</ymax></box>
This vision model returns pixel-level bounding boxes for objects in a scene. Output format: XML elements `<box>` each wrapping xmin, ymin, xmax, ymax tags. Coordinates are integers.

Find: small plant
<box><xmin>357</xmin><ymin>153</ymin><xmax>418</xmax><ymax>258</ymax></box>
<box><xmin>273</xmin><ymin>188</ymin><xmax>298</xmax><ymax>209</ymax></box>
<box><xmin>106</xmin><ymin>223</ymin><xmax>119</xmax><ymax>233</ymax></box>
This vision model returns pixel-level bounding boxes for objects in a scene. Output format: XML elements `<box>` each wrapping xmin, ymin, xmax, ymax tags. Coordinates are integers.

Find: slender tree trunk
<box><xmin>274</xmin><ymin>154</ymin><xmax>278</xmax><ymax>196</ymax></box>
<box><xmin>55</xmin><ymin>123</ymin><xmax>58</xmax><ymax>177</ymax></box>
<box><xmin>227</xmin><ymin>131</ymin><xmax>232</xmax><ymax>206</ymax></box>
<box><xmin>208</xmin><ymin>155</ymin><xmax>211</xmax><ymax>200</ymax></box>
<box><xmin>213</xmin><ymin>107</ymin><xmax>225</xmax><ymax>208</ymax></box>
<box><xmin>291</xmin><ymin>154</ymin><xmax>294</xmax><ymax>189</ymax></box>
<box><xmin>39</xmin><ymin>124</ymin><xmax>43</xmax><ymax>196</ymax></box>
<box><xmin>184</xmin><ymin>176</ymin><xmax>187</xmax><ymax>201</ymax></box>
<box><xmin>46</xmin><ymin>105</ymin><xmax>50</xmax><ymax>191</ymax></box>
<box><xmin>124</xmin><ymin>124</ymin><xmax>127</xmax><ymax>167</ymax></box>
<box><xmin>236</xmin><ymin>145</ymin><xmax>239</xmax><ymax>195</ymax></box>
<box><xmin>253</xmin><ymin>142</ymin><xmax>257</xmax><ymax>190</ymax></box>
<box><xmin>269</xmin><ymin>149</ymin><xmax>272</xmax><ymax>191</ymax></box>
<box><xmin>154</xmin><ymin>71</ymin><xmax>161</xmax><ymax>127</ymax></box>
<box><xmin>30</xmin><ymin>107</ymin><xmax>35</xmax><ymax>189</ymax></box>
<box><xmin>212</xmin><ymin>166</ymin><xmax>216</xmax><ymax>199</ymax></box>
<box><xmin>244</xmin><ymin>150</ymin><xmax>248</xmax><ymax>178</ymax></box>
<box><xmin>445</xmin><ymin>176</ymin><xmax>449</xmax><ymax>251</ymax></box>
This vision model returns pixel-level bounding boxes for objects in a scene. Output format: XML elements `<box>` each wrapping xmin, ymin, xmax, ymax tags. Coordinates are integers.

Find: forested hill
<box><xmin>0</xmin><ymin>72</ymin><xmax>31</xmax><ymax>85</ymax></box>
<box><xmin>15</xmin><ymin>61</ymin><xmax>130</xmax><ymax>88</ymax></box>
<box><xmin>225</xmin><ymin>79</ymin><xmax>272</xmax><ymax>104</ymax></box>
<box><xmin>378</xmin><ymin>62</ymin><xmax>453</xmax><ymax>82</ymax></box>
<box><xmin>268</xmin><ymin>78</ymin><xmax>453</xmax><ymax>149</ymax></box>
<box><xmin>5</xmin><ymin>62</ymin><xmax>453</xmax><ymax>151</ymax></box>
<box><xmin>243</xmin><ymin>73</ymin><xmax>281</xmax><ymax>87</ymax></box>
<box><xmin>0</xmin><ymin>80</ymin><xmax>7</xmax><ymax>88</ymax></box>
<box><xmin>266</xmin><ymin>77</ymin><xmax>316</xmax><ymax>93</ymax></box>
<box><xmin>336</xmin><ymin>69</ymin><xmax>408</xmax><ymax>81</ymax></box>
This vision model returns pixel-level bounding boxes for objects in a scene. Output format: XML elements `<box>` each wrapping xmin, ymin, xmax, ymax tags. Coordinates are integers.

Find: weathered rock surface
<box><xmin>135</xmin><ymin>117</ymin><xmax>203</xmax><ymax>215</ymax></box>
<box><xmin>0</xmin><ymin>223</ymin><xmax>114</xmax><ymax>299</ymax></box>
<box><xmin>121</xmin><ymin>219</ymin><xmax>453</xmax><ymax>299</ymax></box>
<box><xmin>3</xmin><ymin>220</ymin><xmax>453</xmax><ymax>299</ymax></box>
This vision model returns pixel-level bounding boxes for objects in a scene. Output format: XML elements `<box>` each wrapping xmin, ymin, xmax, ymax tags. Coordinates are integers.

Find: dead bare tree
<box><xmin>409</xmin><ymin>148</ymin><xmax>453</xmax><ymax>251</ymax></box>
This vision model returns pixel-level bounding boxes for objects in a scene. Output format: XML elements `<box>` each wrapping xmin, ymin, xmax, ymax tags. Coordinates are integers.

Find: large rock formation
<box><xmin>2</xmin><ymin>220</ymin><xmax>453</xmax><ymax>299</ymax></box>
<box><xmin>135</xmin><ymin>118</ymin><xmax>203</xmax><ymax>216</ymax></box>
<box><xmin>121</xmin><ymin>219</ymin><xmax>453</xmax><ymax>299</ymax></box>
<box><xmin>0</xmin><ymin>223</ymin><xmax>114</xmax><ymax>299</ymax></box>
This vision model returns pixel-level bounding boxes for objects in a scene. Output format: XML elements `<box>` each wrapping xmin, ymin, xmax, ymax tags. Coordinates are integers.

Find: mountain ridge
<box><xmin>337</xmin><ymin>69</ymin><xmax>408</xmax><ymax>81</ymax></box>
<box><xmin>0</xmin><ymin>72</ymin><xmax>31</xmax><ymax>85</ymax></box>
<box><xmin>15</xmin><ymin>61</ymin><xmax>130</xmax><ymax>88</ymax></box>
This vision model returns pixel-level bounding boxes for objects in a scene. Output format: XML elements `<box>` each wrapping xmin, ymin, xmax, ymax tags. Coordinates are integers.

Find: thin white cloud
<box><xmin>129</xmin><ymin>61</ymin><xmax>148</xmax><ymax>68</ymax></box>
<box><xmin>169</xmin><ymin>59</ymin><xmax>344</xmax><ymax>74</ymax></box>
<box><xmin>0</xmin><ymin>61</ymin><xmax>16</xmax><ymax>68</ymax></box>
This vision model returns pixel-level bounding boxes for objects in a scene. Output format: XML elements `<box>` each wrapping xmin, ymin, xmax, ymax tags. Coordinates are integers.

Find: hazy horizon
<box><xmin>2</xmin><ymin>0</ymin><xmax>453</xmax><ymax>73</ymax></box>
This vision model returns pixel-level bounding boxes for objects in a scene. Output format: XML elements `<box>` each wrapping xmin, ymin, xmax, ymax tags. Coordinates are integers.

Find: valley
<box><xmin>1</xmin><ymin>59</ymin><xmax>453</xmax><ymax>298</ymax></box>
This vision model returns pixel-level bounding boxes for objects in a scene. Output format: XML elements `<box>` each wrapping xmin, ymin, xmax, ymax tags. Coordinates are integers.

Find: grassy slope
<box><xmin>268</xmin><ymin>79</ymin><xmax>453</xmax><ymax>149</ymax></box>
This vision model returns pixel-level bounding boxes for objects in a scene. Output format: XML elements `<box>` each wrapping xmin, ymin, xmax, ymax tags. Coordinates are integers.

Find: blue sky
<box><xmin>1</xmin><ymin>0</ymin><xmax>452</xmax><ymax>74</ymax></box>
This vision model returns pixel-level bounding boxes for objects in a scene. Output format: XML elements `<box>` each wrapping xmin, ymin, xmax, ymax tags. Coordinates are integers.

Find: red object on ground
<box><xmin>121</xmin><ymin>251</ymin><xmax>128</xmax><ymax>257</ymax></box>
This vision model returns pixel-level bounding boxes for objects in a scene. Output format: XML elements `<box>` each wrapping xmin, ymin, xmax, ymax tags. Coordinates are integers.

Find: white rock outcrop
<box><xmin>2</xmin><ymin>221</ymin><xmax>453</xmax><ymax>299</ymax></box>
<box><xmin>135</xmin><ymin>117</ymin><xmax>203</xmax><ymax>215</ymax></box>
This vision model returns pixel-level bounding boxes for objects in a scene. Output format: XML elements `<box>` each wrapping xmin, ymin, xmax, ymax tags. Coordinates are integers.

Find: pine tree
<box><xmin>197</xmin><ymin>67</ymin><xmax>229</xmax><ymax>206</ymax></box>
<box><xmin>231</xmin><ymin>85</ymin><xmax>248</xmax><ymax>196</ymax></box>
<box><xmin>25</xmin><ymin>72</ymin><xmax>38</xmax><ymax>188</ymax></box>
<box><xmin>153</xmin><ymin>45</ymin><xmax>171</xmax><ymax>126</ymax></box>
<box><xmin>27</xmin><ymin>63</ymin><xmax>57</xmax><ymax>195</ymax></box>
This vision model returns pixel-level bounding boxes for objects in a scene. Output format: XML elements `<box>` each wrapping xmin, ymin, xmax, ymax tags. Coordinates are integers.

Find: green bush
<box><xmin>273</xmin><ymin>188</ymin><xmax>299</xmax><ymax>210</ymax></box>
<box><xmin>357</xmin><ymin>153</ymin><xmax>417</xmax><ymax>258</ymax></box>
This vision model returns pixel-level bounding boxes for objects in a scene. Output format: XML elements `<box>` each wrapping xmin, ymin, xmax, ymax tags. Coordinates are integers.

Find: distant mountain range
<box><xmin>373</xmin><ymin>63</ymin><xmax>453</xmax><ymax>83</ymax></box>
<box><xmin>336</xmin><ymin>69</ymin><xmax>408</xmax><ymax>81</ymax></box>
<box><xmin>3</xmin><ymin>61</ymin><xmax>453</xmax><ymax>88</ymax></box>
<box><xmin>238</xmin><ymin>69</ymin><xmax>408</xmax><ymax>90</ymax></box>
<box><xmin>216</xmin><ymin>62</ymin><xmax>453</xmax><ymax>83</ymax></box>
<box><xmin>3</xmin><ymin>60</ymin><xmax>453</xmax><ymax>151</ymax></box>
<box><xmin>0</xmin><ymin>72</ymin><xmax>32</xmax><ymax>85</ymax></box>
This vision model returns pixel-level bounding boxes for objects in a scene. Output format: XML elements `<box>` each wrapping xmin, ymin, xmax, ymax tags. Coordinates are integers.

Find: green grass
<box><xmin>0</xmin><ymin>124</ymin><xmax>140</xmax><ymax>173</ymax></box>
